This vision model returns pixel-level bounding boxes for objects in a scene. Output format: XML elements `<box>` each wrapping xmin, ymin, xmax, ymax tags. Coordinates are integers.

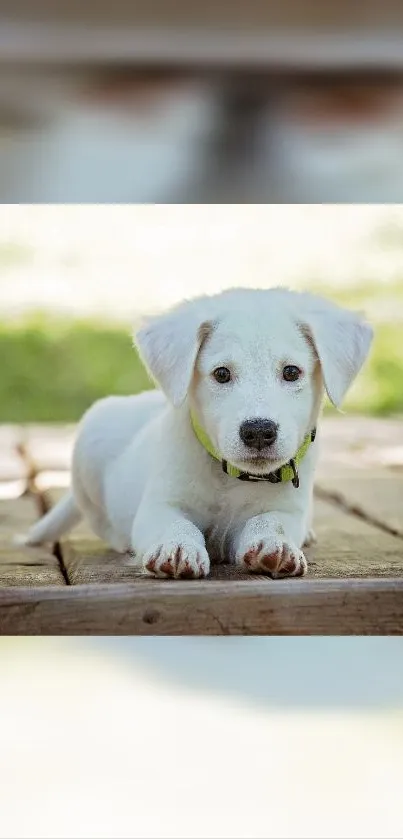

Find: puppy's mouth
<box><xmin>240</xmin><ymin>455</ymin><xmax>273</xmax><ymax>467</ymax></box>
<box><xmin>236</xmin><ymin>453</ymin><xmax>285</xmax><ymax>473</ymax></box>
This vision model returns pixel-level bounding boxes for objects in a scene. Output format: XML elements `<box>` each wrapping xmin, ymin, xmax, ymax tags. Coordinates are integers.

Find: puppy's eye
<box><xmin>283</xmin><ymin>365</ymin><xmax>301</xmax><ymax>382</ymax></box>
<box><xmin>213</xmin><ymin>366</ymin><xmax>231</xmax><ymax>384</ymax></box>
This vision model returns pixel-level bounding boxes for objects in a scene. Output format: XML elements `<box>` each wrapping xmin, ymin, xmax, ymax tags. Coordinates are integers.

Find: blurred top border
<box><xmin>2</xmin><ymin>21</ymin><xmax>403</xmax><ymax>70</ymax></box>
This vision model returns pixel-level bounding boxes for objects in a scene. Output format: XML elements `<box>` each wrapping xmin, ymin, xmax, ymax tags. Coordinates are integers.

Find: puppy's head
<box><xmin>135</xmin><ymin>289</ymin><xmax>373</xmax><ymax>474</ymax></box>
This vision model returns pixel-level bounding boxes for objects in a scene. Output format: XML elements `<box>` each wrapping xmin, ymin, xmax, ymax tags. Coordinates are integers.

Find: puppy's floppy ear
<box><xmin>135</xmin><ymin>299</ymin><xmax>212</xmax><ymax>407</ymax></box>
<box><xmin>300</xmin><ymin>294</ymin><xmax>374</xmax><ymax>407</ymax></box>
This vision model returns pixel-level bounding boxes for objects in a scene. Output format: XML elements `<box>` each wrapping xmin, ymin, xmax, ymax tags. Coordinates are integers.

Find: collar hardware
<box><xmin>289</xmin><ymin>458</ymin><xmax>300</xmax><ymax>488</ymax></box>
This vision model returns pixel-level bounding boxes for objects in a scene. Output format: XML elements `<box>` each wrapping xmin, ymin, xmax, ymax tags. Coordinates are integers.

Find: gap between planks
<box><xmin>15</xmin><ymin>431</ymin><xmax>403</xmax><ymax>586</ymax></box>
<box><xmin>15</xmin><ymin>478</ymin><xmax>70</xmax><ymax>587</ymax></box>
<box><xmin>314</xmin><ymin>485</ymin><xmax>403</xmax><ymax>541</ymax></box>
<box><xmin>11</xmin><ymin>436</ymin><xmax>71</xmax><ymax>584</ymax></box>
<box><xmin>30</xmin><ymin>480</ymin><xmax>403</xmax><ymax>543</ymax></box>
<box><xmin>31</xmin><ymin>487</ymin><xmax>70</xmax><ymax>586</ymax></box>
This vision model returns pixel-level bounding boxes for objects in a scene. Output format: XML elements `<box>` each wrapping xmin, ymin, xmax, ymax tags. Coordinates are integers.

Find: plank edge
<box><xmin>1</xmin><ymin>577</ymin><xmax>403</xmax><ymax>635</ymax></box>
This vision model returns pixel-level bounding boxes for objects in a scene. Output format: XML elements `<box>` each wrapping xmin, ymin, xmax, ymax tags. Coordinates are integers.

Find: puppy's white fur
<box><xmin>26</xmin><ymin>288</ymin><xmax>373</xmax><ymax>579</ymax></box>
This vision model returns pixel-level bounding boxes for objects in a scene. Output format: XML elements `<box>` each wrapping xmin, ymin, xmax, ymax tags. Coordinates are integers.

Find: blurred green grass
<box><xmin>0</xmin><ymin>309</ymin><xmax>402</xmax><ymax>422</ymax></box>
<box><xmin>0</xmin><ymin>315</ymin><xmax>151</xmax><ymax>423</ymax></box>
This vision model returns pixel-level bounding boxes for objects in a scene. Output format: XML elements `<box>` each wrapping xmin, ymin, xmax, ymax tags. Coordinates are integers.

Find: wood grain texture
<box><xmin>1</xmin><ymin>418</ymin><xmax>402</xmax><ymax>633</ymax></box>
<box><xmin>316</xmin><ymin>468</ymin><xmax>403</xmax><ymax>538</ymax></box>
<box><xmin>306</xmin><ymin>499</ymin><xmax>403</xmax><ymax>577</ymax></box>
<box><xmin>1</xmin><ymin>578</ymin><xmax>403</xmax><ymax>635</ymax></box>
<box><xmin>45</xmin><ymin>489</ymin><xmax>403</xmax><ymax>584</ymax></box>
<box><xmin>0</xmin><ymin>497</ymin><xmax>65</xmax><ymax>587</ymax></box>
<box><xmin>23</xmin><ymin>425</ymin><xmax>76</xmax><ymax>474</ymax></box>
<box><xmin>0</xmin><ymin>426</ymin><xmax>27</xmax><ymax>483</ymax></box>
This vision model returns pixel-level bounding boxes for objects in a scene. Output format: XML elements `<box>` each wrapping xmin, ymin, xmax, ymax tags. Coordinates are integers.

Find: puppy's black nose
<box><xmin>239</xmin><ymin>418</ymin><xmax>278</xmax><ymax>451</ymax></box>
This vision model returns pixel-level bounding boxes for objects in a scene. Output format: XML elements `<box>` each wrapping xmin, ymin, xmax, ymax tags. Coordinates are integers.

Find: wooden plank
<box><xmin>320</xmin><ymin>417</ymin><xmax>403</xmax><ymax>448</ymax></box>
<box><xmin>1</xmin><ymin>578</ymin><xmax>403</xmax><ymax>635</ymax></box>
<box><xmin>319</xmin><ymin>417</ymin><xmax>403</xmax><ymax>470</ymax></box>
<box><xmin>27</xmin><ymin>417</ymin><xmax>403</xmax><ymax>474</ymax></box>
<box><xmin>23</xmin><ymin>424</ymin><xmax>75</xmax><ymax>474</ymax></box>
<box><xmin>307</xmin><ymin>499</ymin><xmax>403</xmax><ymax>577</ymax></box>
<box><xmin>0</xmin><ymin>496</ymin><xmax>42</xmax><ymax>538</ymax></box>
<box><xmin>316</xmin><ymin>468</ymin><xmax>403</xmax><ymax>538</ymax></box>
<box><xmin>1</xmin><ymin>418</ymin><xmax>400</xmax><ymax>596</ymax></box>
<box><xmin>41</xmin><ymin>419</ymin><xmax>403</xmax><ymax>586</ymax></box>
<box><xmin>62</xmin><ymin>545</ymin><xmax>269</xmax><ymax>585</ymax></box>
<box><xmin>26</xmin><ymin>416</ymin><xmax>403</xmax><ymax>478</ymax></box>
<box><xmin>45</xmin><ymin>487</ymin><xmax>403</xmax><ymax>583</ymax></box>
<box><xmin>60</xmin><ymin>515</ymin><xmax>403</xmax><ymax>583</ymax></box>
<box><xmin>0</xmin><ymin>426</ymin><xmax>27</xmax><ymax>496</ymax></box>
<box><xmin>315</xmin><ymin>418</ymin><xmax>403</xmax><ymax>536</ymax></box>
<box><xmin>0</xmin><ymin>496</ymin><xmax>65</xmax><ymax>587</ymax></box>
<box><xmin>43</xmin><ymin>491</ymin><xmax>270</xmax><ymax>583</ymax></box>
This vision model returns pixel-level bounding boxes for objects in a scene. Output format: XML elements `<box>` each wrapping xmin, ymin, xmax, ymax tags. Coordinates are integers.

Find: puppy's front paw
<box><xmin>236</xmin><ymin>536</ymin><xmax>307</xmax><ymax>579</ymax></box>
<box><xmin>143</xmin><ymin>541</ymin><xmax>210</xmax><ymax>580</ymax></box>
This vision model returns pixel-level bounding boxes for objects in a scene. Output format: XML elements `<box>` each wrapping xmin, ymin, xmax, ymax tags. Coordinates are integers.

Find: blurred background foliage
<box><xmin>0</xmin><ymin>206</ymin><xmax>402</xmax><ymax>422</ymax></box>
<box><xmin>0</xmin><ymin>304</ymin><xmax>401</xmax><ymax>423</ymax></box>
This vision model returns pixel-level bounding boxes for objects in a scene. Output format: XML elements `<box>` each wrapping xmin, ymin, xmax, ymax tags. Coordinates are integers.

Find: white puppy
<box><xmin>26</xmin><ymin>288</ymin><xmax>373</xmax><ymax>580</ymax></box>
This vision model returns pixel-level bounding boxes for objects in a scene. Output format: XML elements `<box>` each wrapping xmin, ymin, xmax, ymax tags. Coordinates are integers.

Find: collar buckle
<box><xmin>289</xmin><ymin>458</ymin><xmax>300</xmax><ymax>488</ymax></box>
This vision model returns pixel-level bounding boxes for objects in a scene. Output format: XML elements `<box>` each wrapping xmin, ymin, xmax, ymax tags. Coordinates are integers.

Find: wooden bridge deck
<box><xmin>0</xmin><ymin>417</ymin><xmax>402</xmax><ymax>635</ymax></box>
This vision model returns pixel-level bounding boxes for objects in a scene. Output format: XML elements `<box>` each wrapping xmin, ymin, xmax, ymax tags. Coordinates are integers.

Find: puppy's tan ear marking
<box><xmin>300</xmin><ymin>295</ymin><xmax>373</xmax><ymax>408</ymax></box>
<box><xmin>197</xmin><ymin>322</ymin><xmax>212</xmax><ymax>344</ymax></box>
<box><xmin>134</xmin><ymin>300</ymin><xmax>213</xmax><ymax>407</ymax></box>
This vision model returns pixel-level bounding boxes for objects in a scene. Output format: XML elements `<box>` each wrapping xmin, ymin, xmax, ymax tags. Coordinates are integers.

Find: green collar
<box><xmin>190</xmin><ymin>410</ymin><xmax>316</xmax><ymax>488</ymax></box>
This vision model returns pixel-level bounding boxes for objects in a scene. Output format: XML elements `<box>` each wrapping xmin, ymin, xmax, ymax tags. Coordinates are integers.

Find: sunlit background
<box><xmin>0</xmin><ymin>203</ymin><xmax>402</xmax><ymax>421</ymax></box>
<box><xmin>3</xmin><ymin>2</ymin><xmax>403</xmax><ymax>200</ymax></box>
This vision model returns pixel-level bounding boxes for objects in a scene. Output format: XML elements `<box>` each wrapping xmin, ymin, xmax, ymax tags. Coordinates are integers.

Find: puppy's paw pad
<box><xmin>143</xmin><ymin>542</ymin><xmax>210</xmax><ymax>579</ymax></box>
<box><xmin>238</xmin><ymin>538</ymin><xmax>307</xmax><ymax>578</ymax></box>
<box><xmin>274</xmin><ymin>545</ymin><xmax>307</xmax><ymax>578</ymax></box>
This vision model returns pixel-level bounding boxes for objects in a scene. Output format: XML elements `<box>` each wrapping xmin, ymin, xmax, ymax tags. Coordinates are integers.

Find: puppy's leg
<box><xmin>303</xmin><ymin>527</ymin><xmax>317</xmax><ymax>548</ymax></box>
<box><xmin>233</xmin><ymin>512</ymin><xmax>308</xmax><ymax>579</ymax></box>
<box><xmin>131</xmin><ymin>503</ymin><xmax>210</xmax><ymax>580</ymax></box>
<box><xmin>302</xmin><ymin>494</ymin><xmax>316</xmax><ymax>547</ymax></box>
